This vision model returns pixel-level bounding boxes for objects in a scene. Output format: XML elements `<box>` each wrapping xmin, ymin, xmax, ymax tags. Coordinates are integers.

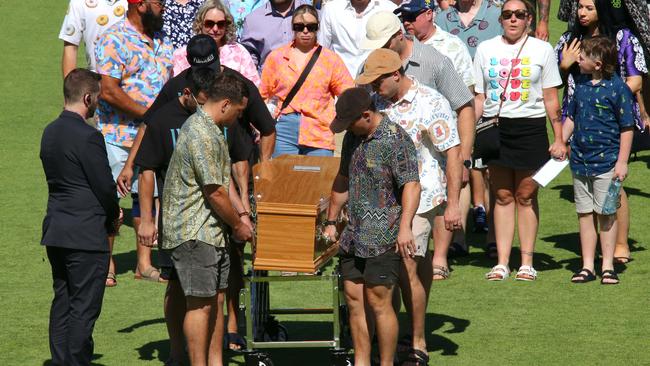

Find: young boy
<box><xmin>563</xmin><ymin>36</ymin><xmax>634</xmax><ymax>285</ymax></box>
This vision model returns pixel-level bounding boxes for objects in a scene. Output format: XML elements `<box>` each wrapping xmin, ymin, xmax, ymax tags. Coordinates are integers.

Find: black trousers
<box><xmin>46</xmin><ymin>246</ymin><xmax>109</xmax><ymax>366</ymax></box>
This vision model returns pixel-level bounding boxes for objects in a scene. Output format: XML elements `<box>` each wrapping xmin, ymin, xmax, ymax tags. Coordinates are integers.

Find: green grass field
<box><xmin>1</xmin><ymin>1</ymin><xmax>649</xmax><ymax>365</ymax></box>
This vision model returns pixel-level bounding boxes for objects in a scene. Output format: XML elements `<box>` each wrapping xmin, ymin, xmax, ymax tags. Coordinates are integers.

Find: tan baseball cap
<box><xmin>355</xmin><ymin>48</ymin><xmax>403</xmax><ymax>85</ymax></box>
<box><xmin>361</xmin><ymin>11</ymin><xmax>402</xmax><ymax>50</ymax></box>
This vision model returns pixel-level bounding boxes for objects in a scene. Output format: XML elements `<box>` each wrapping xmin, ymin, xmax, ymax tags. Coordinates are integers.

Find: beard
<box><xmin>142</xmin><ymin>7</ymin><xmax>164</xmax><ymax>33</ymax></box>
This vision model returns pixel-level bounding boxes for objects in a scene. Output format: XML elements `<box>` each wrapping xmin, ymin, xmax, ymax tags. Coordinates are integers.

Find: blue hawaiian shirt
<box><xmin>567</xmin><ymin>74</ymin><xmax>635</xmax><ymax>176</ymax></box>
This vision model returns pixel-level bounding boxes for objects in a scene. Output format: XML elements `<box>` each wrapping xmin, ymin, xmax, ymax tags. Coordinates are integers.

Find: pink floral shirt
<box><xmin>172</xmin><ymin>42</ymin><xmax>261</xmax><ymax>86</ymax></box>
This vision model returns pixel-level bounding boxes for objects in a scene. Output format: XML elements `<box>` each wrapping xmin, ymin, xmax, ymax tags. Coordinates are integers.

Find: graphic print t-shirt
<box><xmin>473</xmin><ymin>36</ymin><xmax>562</xmax><ymax>119</ymax></box>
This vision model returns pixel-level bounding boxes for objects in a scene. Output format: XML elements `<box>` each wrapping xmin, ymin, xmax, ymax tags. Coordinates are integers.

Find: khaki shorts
<box><xmin>412</xmin><ymin>204</ymin><xmax>445</xmax><ymax>257</ymax></box>
<box><xmin>573</xmin><ymin>169</ymin><xmax>615</xmax><ymax>215</ymax></box>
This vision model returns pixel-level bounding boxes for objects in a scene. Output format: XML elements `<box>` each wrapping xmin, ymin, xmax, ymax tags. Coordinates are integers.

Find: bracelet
<box><xmin>238</xmin><ymin>211</ymin><xmax>250</xmax><ymax>217</ymax></box>
<box><xmin>322</xmin><ymin>220</ymin><xmax>337</xmax><ymax>227</ymax></box>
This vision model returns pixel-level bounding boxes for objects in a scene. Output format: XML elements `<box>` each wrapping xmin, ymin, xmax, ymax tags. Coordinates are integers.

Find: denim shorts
<box><xmin>272</xmin><ymin>113</ymin><xmax>334</xmax><ymax>158</ymax></box>
<box><xmin>171</xmin><ymin>240</ymin><xmax>229</xmax><ymax>297</ymax></box>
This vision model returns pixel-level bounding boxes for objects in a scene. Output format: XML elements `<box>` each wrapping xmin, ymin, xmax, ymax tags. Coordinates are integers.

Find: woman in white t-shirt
<box><xmin>473</xmin><ymin>0</ymin><xmax>567</xmax><ymax>281</ymax></box>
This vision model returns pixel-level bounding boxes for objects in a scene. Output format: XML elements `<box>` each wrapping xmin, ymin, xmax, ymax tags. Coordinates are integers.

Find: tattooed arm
<box><xmin>536</xmin><ymin>0</ymin><xmax>550</xmax><ymax>41</ymax></box>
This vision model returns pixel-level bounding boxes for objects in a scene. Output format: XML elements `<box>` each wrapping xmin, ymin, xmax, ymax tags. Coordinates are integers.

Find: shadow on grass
<box><xmin>43</xmin><ymin>354</ymin><xmax>106</xmax><ymax>366</ymax></box>
<box><xmin>450</xmin><ymin>246</ymin><xmax>562</xmax><ymax>272</ymax></box>
<box><xmin>127</xmin><ymin>312</ymin><xmax>469</xmax><ymax>365</ymax></box>
<box><xmin>118</xmin><ymin>317</ymin><xmax>166</xmax><ymax>333</ymax></box>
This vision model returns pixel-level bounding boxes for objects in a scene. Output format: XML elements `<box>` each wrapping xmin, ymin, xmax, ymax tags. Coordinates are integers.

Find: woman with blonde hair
<box><xmin>171</xmin><ymin>0</ymin><xmax>260</xmax><ymax>85</ymax></box>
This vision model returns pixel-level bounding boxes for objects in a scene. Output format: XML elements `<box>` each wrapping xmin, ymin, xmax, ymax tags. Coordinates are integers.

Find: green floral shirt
<box><xmin>162</xmin><ymin>107</ymin><xmax>230</xmax><ymax>250</ymax></box>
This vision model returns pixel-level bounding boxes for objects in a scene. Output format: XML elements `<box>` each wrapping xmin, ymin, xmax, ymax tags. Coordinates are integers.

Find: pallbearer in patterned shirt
<box><xmin>357</xmin><ymin>48</ymin><xmax>463</xmax><ymax>366</ymax></box>
<box><xmin>323</xmin><ymin>88</ymin><xmax>421</xmax><ymax>366</ymax></box>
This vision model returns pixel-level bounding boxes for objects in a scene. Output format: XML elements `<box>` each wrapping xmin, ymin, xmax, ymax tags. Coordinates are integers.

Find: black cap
<box><xmin>330</xmin><ymin>87</ymin><xmax>373</xmax><ymax>133</ymax></box>
<box><xmin>186</xmin><ymin>35</ymin><xmax>220</xmax><ymax>72</ymax></box>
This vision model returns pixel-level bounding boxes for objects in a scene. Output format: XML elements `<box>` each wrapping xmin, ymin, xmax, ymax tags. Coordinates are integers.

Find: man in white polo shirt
<box><xmin>318</xmin><ymin>0</ymin><xmax>397</xmax><ymax>77</ymax></box>
<box><xmin>357</xmin><ymin>48</ymin><xmax>463</xmax><ymax>365</ymax></box>
<box><xmin>59</xmin><ymin>0</ymin><xmax>128</xmax><ymax>77</ymax></box>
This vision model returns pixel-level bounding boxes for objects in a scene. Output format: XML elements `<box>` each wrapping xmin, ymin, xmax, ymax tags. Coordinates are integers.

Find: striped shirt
<box><xmin>405</xmin><ymin>38</ymin><xmax>473</xmax><ymax>111</ymax></box>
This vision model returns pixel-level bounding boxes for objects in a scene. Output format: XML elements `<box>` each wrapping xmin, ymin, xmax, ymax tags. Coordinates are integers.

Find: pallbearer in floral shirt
<box><xmin>356</xmin><ymin>48</ymin><xmax>463</xmax><ymax>366</ymax></box>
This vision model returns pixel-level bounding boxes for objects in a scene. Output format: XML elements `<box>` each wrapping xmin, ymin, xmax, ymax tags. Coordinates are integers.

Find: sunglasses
<box><xmin>292</xmin><ymin>22</ymin><xmax>319</xmax><ymax>32</ymax></box>
<box><xmin>399</xmin><ymin>9</ymin><xmax>427</xmax><ymax>23</ymax></box>
<box><xmin>203</xmin><ymin>19</ymin><xmax>229</xmax><ymax>30</ymax></box>
<box><xmin>501</xmin><ymin>9</ymin><xmax>528</xmax><ymax>20</ymax></box>
<box><xmin>371</xmin><ymin>73</ymin><xmax>393</xmax><ymax>88</ymax></box>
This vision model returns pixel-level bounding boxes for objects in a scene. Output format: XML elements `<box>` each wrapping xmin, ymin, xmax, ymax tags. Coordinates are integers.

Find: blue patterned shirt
<box><xmin>338</xmin><ymin>116</ymin><xmax>420</xmax><ymax>258</ymax></box>
<box><xmin>567</xmin><ymin>74</ymin><xmax>635</xmax><ymax>176</ymax></box>
<box><xmin>434</xmin><ymin>0</ymin><xmax>502</xmax><ymax>58</ymax></box>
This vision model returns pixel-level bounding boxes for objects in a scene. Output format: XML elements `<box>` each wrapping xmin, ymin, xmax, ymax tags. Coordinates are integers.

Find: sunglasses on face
<box><xmin>292</xmin><ymin>22</ymin><xmax>319</xmax><ymax>32</ymax></box>
<box><xmin>501</xmin><ymin>9</ymin><xmax>528</xmax><ymax>20</ymax></box>
<box><xmin>371</xmin><ymin>73</ymin><xmax>392</xmax><ymax>88</ymax></box>
<box><xmin>399</xmin><ymin>9</ymin><xmax>426</xmax><ymax>23</ymax></box>
<box><xmin>203</xmin><ymin>19</ymin><xmax>229</xmax><ymax>30</ymax></box>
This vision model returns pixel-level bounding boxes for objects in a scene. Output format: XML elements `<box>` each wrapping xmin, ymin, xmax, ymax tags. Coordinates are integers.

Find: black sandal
<box><xmin>601</xmin><ymin>270</ymin><xmax>620</xmax><ymax>285</ymax></box>
<box><xmin>225</xmin><ymin>332</ymin><xmax>246</xmax><ymax>352</ymax></box>
<box><xmin>571</xmin><ymin>268</ymin><xmax>596</xmax><ymax>283</ymax></box>
<box><xmin>402</xmin><ymin>349</ymin><xmax>429</xmax><ymax>366</ymax></box>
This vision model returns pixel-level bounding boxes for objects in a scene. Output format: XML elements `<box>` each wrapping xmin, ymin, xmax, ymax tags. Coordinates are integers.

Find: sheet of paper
<box><xmin>533</xmin><ymin>159</ymin><xmax>569</xmax><ymax>187</ymax></box>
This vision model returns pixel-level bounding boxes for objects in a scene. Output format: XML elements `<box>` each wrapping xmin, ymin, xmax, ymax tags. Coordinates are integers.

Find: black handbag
<box><xmin>473</xmin><ymin>116</ymin><xmax>500</xmax><ymax>163</ymax></box>
<box><xmin>473</xmin><ymin>36</ymin><xmax>529</xmax><ymax>165</ymax></box>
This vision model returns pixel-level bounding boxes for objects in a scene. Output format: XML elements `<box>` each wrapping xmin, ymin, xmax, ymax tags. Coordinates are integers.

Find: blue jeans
<box><xmin>272</xmin><ymin>113</ymin><xmax>333</xmax><ymax>158</ymax></box>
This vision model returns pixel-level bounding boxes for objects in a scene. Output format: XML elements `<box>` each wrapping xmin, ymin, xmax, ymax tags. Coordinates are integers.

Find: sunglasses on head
<box><xmin>501</xmin><ymin>9</ymin><xmax>528</xmax><ymax>20</ymax></box>
<box><xmin>399</xmin><ymin>9</ymin><xmax>427</xmax><ymax>23</ymax></box>
<box><xmin>203</xmin><ymin>19</ymin><xmax>229</xmax><ymax>30</ymax></box>
<box><xmin>292</xmin><ymin>22</ymin><xmax>319</xmax><ymax>32</ymax></box>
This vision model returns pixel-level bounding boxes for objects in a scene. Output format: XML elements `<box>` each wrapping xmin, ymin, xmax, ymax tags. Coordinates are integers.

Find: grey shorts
<box><xmin>573</xmin><ymin>169</ymin><xmax>615</xmax><ymax>215</ymax></box>
<box><xmin>412</xmin><ymin>205</ymin><xmax>445</xmax><ymax>257</ymax></box>
<box><xmin>171</xmin><ymin>240</ymin><xmax>230</xmax><ymax>297</ymax></box>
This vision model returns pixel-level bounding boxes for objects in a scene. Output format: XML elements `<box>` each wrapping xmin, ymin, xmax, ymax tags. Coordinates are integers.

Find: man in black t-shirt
<box><xmin>134</xmin><ymin>66</ymin><xmax>215</xmax><ymax>366</ymax></box>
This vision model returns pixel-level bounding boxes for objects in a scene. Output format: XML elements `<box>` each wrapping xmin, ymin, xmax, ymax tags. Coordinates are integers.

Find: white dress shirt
<box><xmin>319</xmin><ymin>0</ymin><xmax>397</xmax><ymax>77</ymax></box>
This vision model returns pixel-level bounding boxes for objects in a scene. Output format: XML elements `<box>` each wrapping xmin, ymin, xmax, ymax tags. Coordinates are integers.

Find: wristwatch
<box><xmin>322</xmin><ymin>220</ymin><xmax>337</xmax><ymax>227</ymax></box>
<box><xmin>463</xmin><ymin>159</ymin><xmax>473</xmax><ymax>169</ymax></box>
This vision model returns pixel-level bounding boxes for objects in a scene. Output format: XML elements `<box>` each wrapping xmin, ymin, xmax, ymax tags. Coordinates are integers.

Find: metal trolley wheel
<box><xmin>244</xmin><ymin>351</ymin><xmax>274</xmax><ymax>366</ymax></box>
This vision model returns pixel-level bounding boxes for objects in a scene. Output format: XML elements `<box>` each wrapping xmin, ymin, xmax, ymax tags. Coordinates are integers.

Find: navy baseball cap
<box><xmin>394</xmin><ymin>0</ymin><xmax>437</xmax><ymax>15</ymax></box>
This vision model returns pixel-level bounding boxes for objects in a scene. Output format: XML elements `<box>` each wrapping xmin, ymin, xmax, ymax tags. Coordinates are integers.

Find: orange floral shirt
<box><xmin>260</xmin><ymin>42</ymin><xmax>354</xmax><ymax>150</ymax></box>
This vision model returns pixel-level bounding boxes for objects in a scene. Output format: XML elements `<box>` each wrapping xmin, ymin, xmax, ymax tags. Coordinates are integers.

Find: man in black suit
<box><xmin>40</xmin><ymin>68</ymin><xmax>121</xmax><ymax>366</ymax></box>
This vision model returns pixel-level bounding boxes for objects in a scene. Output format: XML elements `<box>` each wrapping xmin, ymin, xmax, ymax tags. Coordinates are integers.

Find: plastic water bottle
<box><xmin>601</xmin><ymin>178</ymin><xmax>622</xmax><ymax>215</ymax></box>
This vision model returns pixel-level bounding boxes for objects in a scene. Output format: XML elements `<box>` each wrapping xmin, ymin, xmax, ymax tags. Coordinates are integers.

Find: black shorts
<box><xmin>339</xmin><ymin>249</ymin><xmax>400</xmax><ymax>287</ymax></box>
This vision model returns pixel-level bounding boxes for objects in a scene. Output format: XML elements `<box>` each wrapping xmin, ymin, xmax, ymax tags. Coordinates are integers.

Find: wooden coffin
<box><xmin>252</xmin><ymin>155</ymin><xmax>343</xmax><ymax>272</ymax></box>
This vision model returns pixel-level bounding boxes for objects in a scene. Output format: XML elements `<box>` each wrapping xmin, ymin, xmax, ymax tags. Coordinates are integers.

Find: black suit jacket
<box><xmin>40</xmin><ymin>110</ymin><xmax>120</xmax><ymax>252</ymax></box>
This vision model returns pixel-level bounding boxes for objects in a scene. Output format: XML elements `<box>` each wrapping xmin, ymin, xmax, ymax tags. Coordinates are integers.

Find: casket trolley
<box><xmin>240</xmin><ymin>155</ymin><xmax>351</xmax><ymax>366</ymax></box>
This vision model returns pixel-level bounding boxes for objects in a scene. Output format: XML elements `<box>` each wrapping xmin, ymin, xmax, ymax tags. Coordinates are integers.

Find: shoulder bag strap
<box><xmin>495</xmin><ymin>35</ymin><xmax>529</xmax><ymax>121</ymax></box>
<box><xmin>278</xmin><ymin>45</ymin><xmax>323</xmax><ymax>114</ymax></box>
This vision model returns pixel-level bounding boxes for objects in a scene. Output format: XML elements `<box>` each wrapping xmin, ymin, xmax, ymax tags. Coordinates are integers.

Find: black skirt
<box><xmin>489</xmin><ymin>116</ymin><xmax>549</xmax><ymax>171</ymax></box>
